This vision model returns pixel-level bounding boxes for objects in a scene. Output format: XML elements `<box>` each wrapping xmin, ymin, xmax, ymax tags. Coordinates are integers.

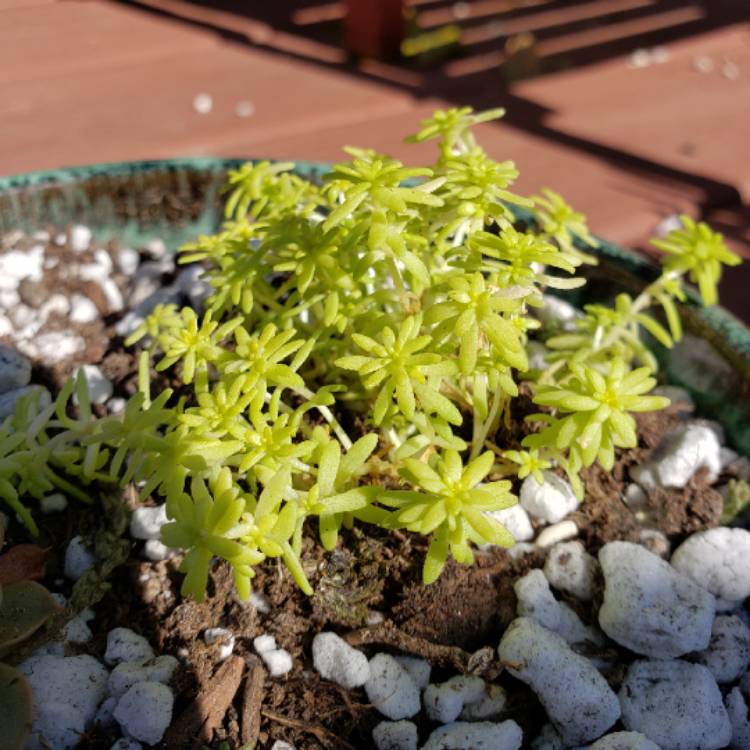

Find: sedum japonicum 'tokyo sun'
<box><xmin>0</xmin><ymin>107</ymin><xmax>741</xmax><ymax>598</ymax></box>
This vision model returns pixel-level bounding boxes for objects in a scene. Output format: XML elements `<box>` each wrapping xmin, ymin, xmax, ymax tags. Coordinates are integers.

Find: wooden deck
<box><xmin>1</xmin><ymin>0</ymin><xmax>749</xmax><ymax>318</ymax></box>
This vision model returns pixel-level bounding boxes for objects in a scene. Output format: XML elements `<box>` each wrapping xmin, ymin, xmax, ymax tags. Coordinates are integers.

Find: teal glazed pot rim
<box><xmin>1</xmin><ymin>158</ymin><xmax>749</xmax><ymax>451</ymax></box>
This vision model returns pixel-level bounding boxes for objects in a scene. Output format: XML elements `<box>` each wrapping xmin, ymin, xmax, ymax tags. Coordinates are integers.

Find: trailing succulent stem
<box><xmin>0</xmin><ymin>108</ymin><xmax>740</xmax><ymax>598</ymax></box>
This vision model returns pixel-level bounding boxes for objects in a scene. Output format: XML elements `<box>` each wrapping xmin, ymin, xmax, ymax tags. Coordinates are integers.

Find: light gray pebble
<box><xmin>486</xmin><ymin>504</ymin><xmax>534</xmax><ymax>542</ymax></box>
<box><xmin>672</xmin><ymin>527</ymin><xmax>750</xmax><ymax>603</ymax></box>
<box><xmin>543</xmin><ymin>541</ymin><xmax>598</xmax><ymax>601</ymax></box>
<box><xmin>70</xmin><ymin>293</ymin><xmax>100</xmax><ymax>323</ymax></box>
<box><xmin>535</xmin><ymin>520</ymin><xmax>578</xmax><ymax>549</ymax></box>
<box><xmin>105</xmin><ymin>628</ymin><xmax>155</xmax><ymax>665</ymax></box>
<box><xmin>130</xmin><ymin>504</ymin><xmax>168</xmax><ymax>541</ymax></box>
<box><xmin>393</xmin><ymin>655</ymin><xmax>431</xmax><ymax>690</ymax></box>
<box><xmin>726</xmin><ymin>687</ymin><xmax>750</xmax><ymax>749</ymax></box>
<box><xmin>521</xmin><ymin>471</ymin><xmax>579</xmax><ymax>524</ymax></box>
<box><xmin>312</xmin><ymin>632</ymin><xmax>370</xmax><ymax>688</ymax></box>
<box><xmin>424</xmin><ymin>675</ymin><xmax>486</xmax><ymax>723</ymax></box>
<box><xmin>365</xmin><ymin>653</ymin><xmax>420</xmax><ymax>720</ymax></box>
<box><xmin>589</xmin><ymin>731</ymin><xmax>660</xmax><ymax>750</ymax></box>
<box><xmin>64</xmin><ymin>535</ymin><xmax>96</xmax><ymax>580</ymax></box>
<box><xmin>598</xmin><ymin>541</ymin><xmax>715</xmax><ymax>658</ymax></box>
<box><xmin>619</xmin><ymin>659</ymin><xmax>731</xmax><ymax>750</ymax></box>
<box><xmin>0</xmin><ymin>343</ymin><xmax>31</xmax><ymax>394</ymax></box>
<box><xmin>422</xmin><ymin>720</ymin><xmax>523</xmax><ymax>750</ymax></box>
<box><xmin>692</xmin><ymin>615</ymin><xmax>750</xmax><ymax>683</ymax></box>
<box><xmin>372</xmin><ymin>720</ymin><xmax>418</xmax><ymax>750</ymax></box>
<box><xmin>498</xmin><ymin>617</ymin><xmax>620</xmax><ymax>744</ymax></box>
<box><xmin>113</xmin><ymin>681</ymin><xmax>174</xmax><ymax>745</ymax></box>
<box><xmin>459</xmin><ymin>683</ymin><xmax>507</xmax><ymax>721</ymax></box>
<box><xmin>0</xmin><ymin>384</ymin><xmax>50</xmax><ymax>420</ymax></box>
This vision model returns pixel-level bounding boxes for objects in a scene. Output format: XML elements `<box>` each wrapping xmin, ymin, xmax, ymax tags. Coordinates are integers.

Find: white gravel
<box><xmin>312</xmin><ymin>631</ymin><xmax>370</xmax><ymax>688</ymax></box>
<box><xmin>631</xmin><ymin>422</ymin><xmax>722</xmax><ymax>490</ymax></box>
<box><xmin>69</xmin><ymin>293</ymin><xmax>100</xmax><ymax>323</ymax></box>
<box><xmin>423</xmin><ymin>675</ymin><xmax>486</xmax><ymax>724</ymax></box>
<box><xmin>105</xmin><ymin>628</ymin><xmax>156</xmax><ymax>665</ymax></box>
<box><xmin>485</xmin><ymin>503</ymin><xmax>534</xmax><ymax>542</ymax></box>
<box><xmin>74</xmin><ymin>364</ymin><xmax>113</xmax><ymax>405</ymax></box>
<box><xmin>535</xmin><ymin>520</ymin><xmax>578</xmax><ymax>548</ymax></box>
<box><xmin>692</xmin><ymin>614</ymin><xmax>750</xmax><ymax>683</ymax></box>
<box><xmin>108</xmin><ymin>655</ymin><xmax>179</xmax><ymax>698</ymax></box>
<box><xmin>33</xmin><ymin>331</ymin><xmax>86</xmax><ymax>363</ymax></box>
<box><xmin>598</xmin><ymin>541</ymin><xmax>715</xmax><ymax>658</ymax></box>
<box><xmin>69</xmin><ymin>225</ymin><xmax>92</xmax><ymax>253</ymax></box>
<box><xmin>372</xmin><ymin>720</ymin><xmax>418</xmax><ymax>750</ymax></box>
<box><xmin>520</xmin><ymin>471</ymin><xmax>579</xmax><ymax>524</ymax></box>
<box><xmin>365</xmin><ymin>653</ymin><xmax>421</xmax><ymax>720</ymax></box>
<box><xmin>498</xmin><ymin>617</ymin><xmax>620</xmax><ymax>744</ymax></box>
<box><xmin>619</xmin><ymin>659</ymin><xmax>731</xmax><ymax>750</ymax></box>
<box><xmin>0</xmin><ymin>343</ymin><xmax>31</xmax><ymax>394</ymax></box>
<box><xmin>671</xmin><ymin>527</ymin><xmax>750</xmax><ymax>603</ymax></box>
<box><xmin>64</xmin><ymin>535</ymin><xmax>96</xmax><ymax>580</ymax></box>
<box><xmin>589</xmin><ymin>731</ymin><xmax>661</xmax><ymax>750</ymax></box>
<box><xmin>117</xmin><ymin>247</ymin><xmax>141</xmax><ymax>275</ymax></box>
<box><xmin>393</xmin><ymin>655</ymin><xmax>431</xmax><ymax>690</ymax></box>
<box><xmin>422</xmin><ymin>720</ymin><xmax>523</xmax><ymax>750</ymax></box>
<box><xmin>113</xmin><ymin>681</ymin><xmax>174</xmax><ymax>745</ymax></box>
<box><xmin>514</xmin><ymin>569</ymin><xmax>603</xmax><ymax>646</ymax></box>
<box><xmin>130</xmin><ymin>504</ymin><xmax>169</xmax><ymax>540</ymax></box>
<box><xmin>725</xmin><ymin>687</ymin><xmax>750</xmax><ymax>749</ymax></box>
<box><xmin>459</xmin><ymin>684</ymin><xmax>507</xmax><ymax>721</ymax></box>
<box><xmin>543</xmin><ymin>541</ymin><xmax>598</xmax><ymax>601</ymax></box>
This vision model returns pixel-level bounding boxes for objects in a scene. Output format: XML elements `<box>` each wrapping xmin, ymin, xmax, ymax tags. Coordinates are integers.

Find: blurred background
<box><xmin>2</xmin><ymin>0</ymin><xmax>749</xmax><ymax>318</ymax></box>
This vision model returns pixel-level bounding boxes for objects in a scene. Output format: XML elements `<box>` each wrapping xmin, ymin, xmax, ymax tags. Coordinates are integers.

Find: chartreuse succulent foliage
<box><xmin>0</xmin><ymin>108</ymin><xmax>741</xmax><ymax>598</ymax></box>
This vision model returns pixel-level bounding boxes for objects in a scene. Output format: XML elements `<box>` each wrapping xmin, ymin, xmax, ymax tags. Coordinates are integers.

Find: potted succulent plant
<box><xmin>0</xmin><ymin>108</ymin><xmax>749</xmax><ymax>750</ymax></box>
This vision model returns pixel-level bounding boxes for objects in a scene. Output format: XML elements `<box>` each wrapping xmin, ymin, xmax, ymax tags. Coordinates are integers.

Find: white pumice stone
<box><xmin>422</xmin><ymin>720</ymin><xmax>523</xmax><ymax>750</ymax></box>
<box><xmin>459</xmin><ymin>683</ymin><xmax>508</xmax><ymax>721</ymax></box>
<box><xmin>143</xmin><ymin>539</ymin><xmax>176</xmax><ymax>561</ymax></box>
<box><xmin>372</xmin><ymin>720</ymin><xmax>418</xmax><ymax>750</ymax></box>
<box><xmin>0</xmin><ymin>246</ymin><xmax>44</xmax><ymax>289</ymax></box>
<box><xmin>144</xmin><ymin>238</ymin><xmax>168</xmax><ymax>259</ymax></box>
<box><xmin>41</xmin><ymin>492</ymin><xmax>68</xmax><ymax>513</ymax></box>
<box><xmin>204</xmin><ymin>627</ymin><xmax>235</xmax><ymax>661</ymax></box>
<box><xmin>598</xmin><ymin>541</ymin><xmax>715</xmax><ymax>658</ymax></box>
<box><xmin>74</xmin><ymin>364</ymin><xmax>114</xmax><ymax>405</ymax></box>
<box><xmin>100</xmin><ymin>277</ymin><xmax>125</xmax><ymax>311</ymax></box>
<box><xmin>393</xmin><ymin>656</ymin><xmax>431</xmax><ymax>690</ymax></box>
<box><xmin>34</xmin><ymin>331</ymin><xmax>86</xmax><ymax>363</ymax></box>
<box><xmin>0</xmin><ymin>313</ymin><xmax>12</xmax><ymax>336</ymax></box>
<box><xmin>623</xmin><ymin>483</ymin><xmax>648</xmax><ymax>512</ymax></box>
<box><xmin>261</xmin><ymin>648</ymin><xmax>294</xmax><ymax>677</ymax></box>
<box><xmin>26</xmin><ymin>701</ymin><xmax>87</xmax><ymax>750</ymax></box>
<box><xmin>107</xmin><ymin>397</ymin><xmax>127</xmax><ymax>415</ymax></box>
<box><xmin>20</xmin><ymin>653</ymin><xmax>109</xmax><ymax>725</ymax></box>
<box><xmin>692</xmin><ymin>615</ymin><xmax>750</xmax><ymax>683</ymax></box>
<box><xmin>652</xmin><ymin>384</ymin><xmax>694</xmax><ymax>407</ymax></box>
<box><xmin>507</xmin><ymin>542</ymin><xmax>538</xmax><ymax>560</ymax></box>
<box><xmin>312</xmin><ymin>632</ymin><xmax>370</xmax><ymax>688</ymax></box>
<box><xmin>589</xmin><ymin>731</ymin><xmax>661</xmax><ymax>750</ymax></box>
<box><xmin>105</xmin><ymin>628</ymin><xmax>155</xmax><ymax>665</ymax></box>
<box><xmin>543</xmin><ymin>541</ymin><xmax>598</xmax><ymax>601</ymax></box>
<box><xmin>515</xmin><ymin>570</ymin><xmax>603</xmax><ymax>647</ymax></box>
<box><xmin>638</xmin><ymin>528</ymin><xmax>671</xmax><ymax>558</ymax></box>
<box><xmin>108</xmin><ymin>655</ymin><xmax>178</xmax><ymax>698</ymax></box>
<box><xmin>130</xmin><ymin>504</ymin><xmax>168</xmax><ymax>540</ymax></box>
<box><xmin>520</xmin><ymin>471</ymin><xmax>579</xmax><ymax>524</ymax></box>
<box><xmin>118</xmin><ymin>247</ymin><xmax>141</xmax><ymax>275</ymax></box>
<box><xmin>498</xmin><ymin>617</ymin><xmax>620</xmax><ymax>744</ymax></box>
<box><xmin>113</xmin><ymin>681</ymin><xmax>174</xmax><ymax>745</ymax></box>
<box><xmin>111</xmin><ymin>739</ymin><xmax>143</xmax><ymax>750</ymax></box>
<box><xmin>70</xmin><ymin>293</ymin><xmax>100</xmax><ymax>323</ymax></box>
<box><xmin>0</xmin><ymin>343</ymin><xmax>31</xmax><ymax>394</ymax></box>
<box><xmin>254</xmin><ymin>633</ymin><xmax>277</xmax><ymax>654</ymax></box>
<box><xmin>726</xmin><ymin>687</ymin><xmax>750</xmax><ymax>749</ymax></box>
<box><xmin>95</xmin><ymin>249</ymin><xmax>114</xmax><ymax>275</ymax></box>
<box><xmin>424</xmin><ymin>675</ymin><xmax>486</xmax><ymax>723</ymax></box>
<box><xmin>176</xmin><ymin>264</ymin><xmax>212</xmax><ymax>308</ymax></box>
<box><xmin>270</xmin><ymin>742</ymin><xmax>296</xmax><ymax>750</ymax></box>
<box><xmin>672</xmin><ymin>527</ymin><xmax>750</xmax><ymax>603</ymax></box>
<box><xmin>249</xmin><ymin>591</ymin><xmax>271</xmax><ymax>614</ymax></box>
<box><xmin>0</xmin><ymin>384</ymin><xmax>50</xmax><ymax>420</ymax></box>
<box><xmin>63</xmin><ymin>615</ymin><xmax>93</xmax><ymax>644</ymax></box>
<box><xmin>535</xmin><ymin>520</ymin><xmax>578</xmax><ymax>548</ymax></box>
<box><xmin>40</xmin><ymin>293</ymin><xmax>71</xmax><ymax>319</ymax></box>
<box><xmin>65</xmin><ymin>535</ymin><xmax>95</xmax><ymax>580</ymax></box>
<box><xmin>631</xmin><ymin>422</ymin><xmax>722</xmax><ymax>491</ymax></box>
<box><xmin>69</xmin><ymin>225</ymin><xmax>92</xmax><ymax>252</ymax></box>
<box><xmin>0</xmin><ymin>288</ymin><xmax>20</xmax><ymax>308</ymax></box>
<box><xmin>485</xmin><ymin>503</ymin><xmax>534</xmax><ymax>542</ymax></box>
<box><xmin>365</xmin><ymin>653</ymin><xmax>420</xmax><ymax>720</ymax></box>
<box><xmin>619</xmin><ymin>660</ymin><xmax>731</xmax><ymax>750</ymax></box>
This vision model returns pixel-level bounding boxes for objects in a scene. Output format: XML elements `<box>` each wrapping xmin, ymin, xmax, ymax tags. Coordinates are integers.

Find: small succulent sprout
<box><xmin>651</xmin><ymin>215</ymin><xmax>741</xmax><ymax>306</ymax></box>
<box><xmin>524</xmin><ymin>362</ymin><xmax>670</xmax><ymax>475</ymax></box>
<box><xmin>532</xmin><ymin>188</ymin><xmax>599</xmax><ymax>265</ymax></box>
<box><xmin>381</xmin><ymin>450</ymin><xmax>517</xmax><ymax>583</ymax></box>
<box><xmin>504</xmin><ymin>449</ymin><xmax>552</xmax><ymax>484</ymax></box>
